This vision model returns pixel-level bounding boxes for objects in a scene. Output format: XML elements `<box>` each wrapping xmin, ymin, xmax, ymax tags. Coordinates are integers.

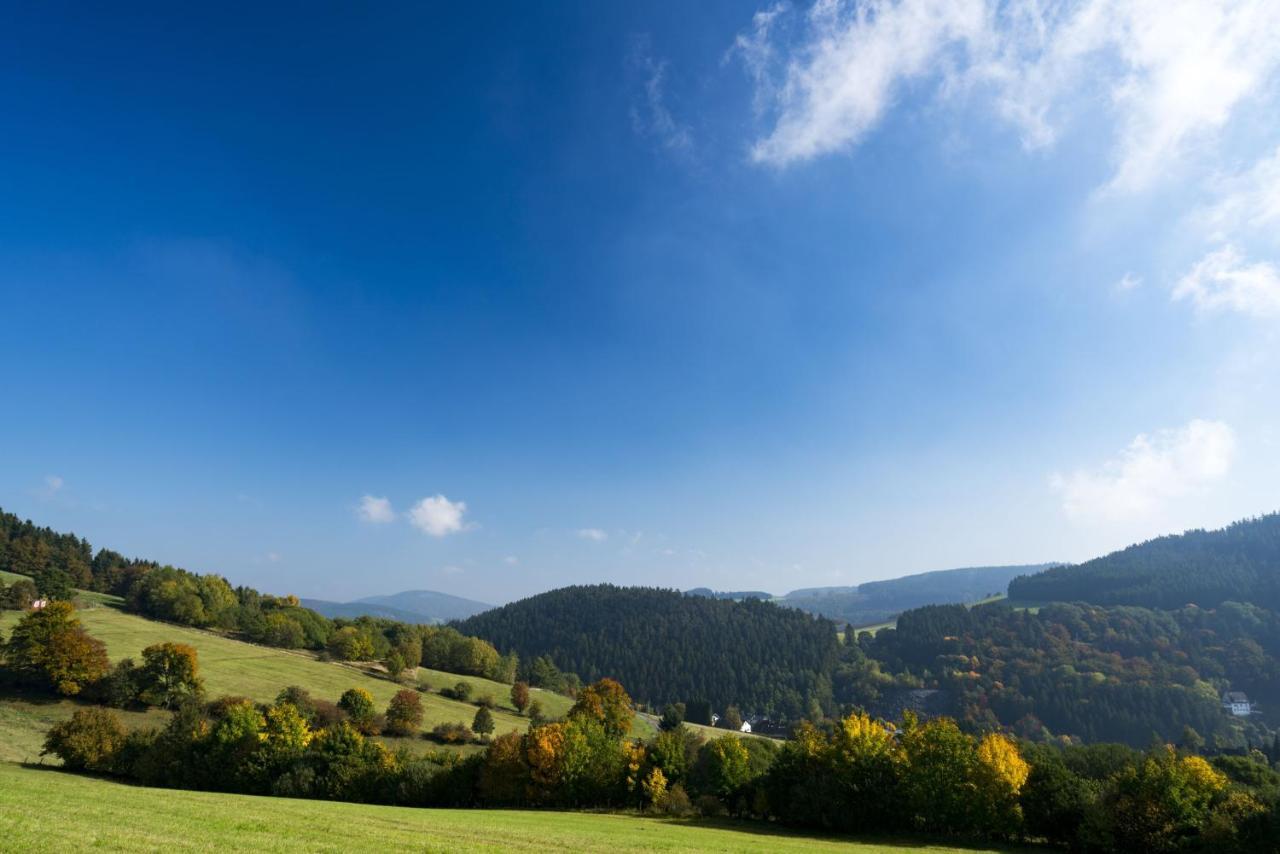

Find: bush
<box><xmin>476</xmin><ymin>693</ymin><xmax>496</xmax><ymax>709</ymax></box>
<box><xmin>431</xmin><ymin>722</ymin><xmax>475</xmax><ymax>744</ymax></box>
<box><xmin>42</xmin><ymin>706</ymin><xmax>126</xmax><ymax>772</ymax></box>
<box><xmin>696</xmin><ymin>794</ymin><xmax>728</xmax><ymax>817</ymax></box>
<box><xmin>98</xmin><ymin>658</ymin><xmax>143</xmax><ymax>708</ymax></box>
<box><xmin>441</xmin><ymin>681</ymin><xmax>473</xmax><ymax>702</ymax></box>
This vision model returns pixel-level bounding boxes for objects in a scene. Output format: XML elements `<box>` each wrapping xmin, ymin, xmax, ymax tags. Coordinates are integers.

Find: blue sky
<box><xmin>3</xmin><ymin>1</ymin><xmax>1279</xmax><ymax>603</ymax></box>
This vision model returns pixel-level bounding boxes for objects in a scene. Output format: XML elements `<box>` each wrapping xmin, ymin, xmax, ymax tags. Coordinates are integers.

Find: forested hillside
<box><xmin>864</xmin><ymin>600</ymin><xmax>1279</xmax><ymax>746</ymax></box>
<box><xmin>781</xmin><ymin>563</ymin><xmax>1053</xmax><ymax>626</ymax></box>
<box><xmin>457</xmin><ymin>585</ymin><xmax>839</xmax><ymax>716</ymax></box>
<box><xmin>1008</xmin><ymin>513</ymin><xmax>1280</xmax><ymax>609</ymax></box>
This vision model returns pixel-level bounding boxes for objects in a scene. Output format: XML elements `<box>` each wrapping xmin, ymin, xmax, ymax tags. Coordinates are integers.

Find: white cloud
<box><xmin>743</xmin><ymin>0</ymin><xmax>988</xmax><ymax>166</ymax></box>
<box><xmin>503</xmin><ymin>555</ymin><xmax>519</xmax><ymax>566</ymax></box>
<box><xmin>577</xmin><ymin>528</ymin><xmax>609</xmax><ymax>542</ymax></box>
<box><xmin>630</xmin><ymin>37</ymin><xmax>694</xmax><ymax>156</ymax></box>
<box><xmin>40</xmin><ymin>475</ymin><xmax>64</xmax><ymax>497</ymax></box>
<box><xmin>408</xmin><ymin>494</ymin><xmax>470</xmax><ymax>537</ymax></box>
<box><xmin>1173</xmin><ymin>245</ymin><xmax>1280</xmax><ymax>317</ymax></box>
<box><xmin>1200</xmin><ymin>144</ymin><xmax>1280</xmax><ymax>241</ymax></box>
<box><xmin>1052</xmin><ymin>419</ymin><xmax>1236</xmax><ymax>523</ymax></box>
<box><xmin>357</xmin><ymin>494</ymin><xmax>396</xmax><ymax>524</ymax></box>
<box><xmin>737</xmin><ymin>0</ymin><xmax>1280</xmax><ymax>190</ymax></box>
<box><xmin>1115</xmin><ymin>272</ymin><xmax>1142</xmax><ymax>292</ymax></box>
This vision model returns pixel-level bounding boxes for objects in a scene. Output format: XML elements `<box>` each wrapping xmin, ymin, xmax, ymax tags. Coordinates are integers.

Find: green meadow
<box><xmin>0</xmin><ymin>592</ymin><xmax>584</xmax><ymax>762</ymax></box>
<box><xmin>0</xmin><ymin>762</ymin><xmax>1029</xmax><ymax>853</ymax></box>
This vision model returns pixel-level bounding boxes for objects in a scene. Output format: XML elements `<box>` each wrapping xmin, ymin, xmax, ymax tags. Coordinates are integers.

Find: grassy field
<box><xmin>0</xmin><ymin>762</ymin><xmax>1030</xmax><ymax>854</ymax></box>
<box><xmin>0</xmin><ymin>592</ymin><xmax>589</xmax><ymax>761</ymax></box>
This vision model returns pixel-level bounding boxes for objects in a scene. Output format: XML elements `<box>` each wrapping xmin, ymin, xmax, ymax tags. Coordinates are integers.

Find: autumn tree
<box><xmin>569</xmin><ymin>677</ymin><xmax>633</xmax><ymax>739</ymax></box>
<box><xmin>385</xmin><ymin>689</ymin><xmax>424</xmax><ymax>736</ymax></box>
<box><xmin>2</xmin><ymin>600</ymin><xmax>108</xmax><ymax>695</ymax></box>
<box><xmin>327</xmin><ymin>626</ymin><xmax>374</xmax><ymax>661</ymax></box>
<box><xmin>510</xmin><ymin>681</ymin><xmax>531</xmax><ymax>714</ymax></box>
<box><xmin>139</xmin><ymin>642</ymin><xmax>204</xmax><ymax>708</ymax></box>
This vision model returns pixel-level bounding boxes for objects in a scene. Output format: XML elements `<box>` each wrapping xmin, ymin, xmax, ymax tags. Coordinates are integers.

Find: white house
<box><xmin>739</xmin><ymin>721</ymin><xmax>752</xmax><ymax>733</ymax></box>
<box><xmin>1222</xmin><ymin>691</ymin><xmax>1253</xmax><ymax>717</ymax></box>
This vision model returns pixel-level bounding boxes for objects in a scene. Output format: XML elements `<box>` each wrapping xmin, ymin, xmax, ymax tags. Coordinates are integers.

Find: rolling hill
<box><xmin>457</xmin><ymin>584</ymin><xmax>838</xmax><ymax>715</ymax></box>
<box><xmin>1007</xmin><ymin>513</ymin><xmax>1280</xmax><ymax>609</ymax></box>
<box><xmin>303</xmin><ymin>589</ymin><xmax>493</xmax><ymax>624</ymax></box>
<box><xmin>0</xmin><ymin>589</ymin><xmax>576</xmax><ymax>764</ymax></box>
<box><xmin>778</xmin><ymin>563</ymin><xmax>1055</xmax><ymax>627</ymax></box>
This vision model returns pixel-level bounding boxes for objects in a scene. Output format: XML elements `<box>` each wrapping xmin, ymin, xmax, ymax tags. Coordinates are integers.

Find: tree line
<box><xmin>1008</xmin><ymin>513</ymin><xmax>1280</xmax><ymax>610</ymax></box>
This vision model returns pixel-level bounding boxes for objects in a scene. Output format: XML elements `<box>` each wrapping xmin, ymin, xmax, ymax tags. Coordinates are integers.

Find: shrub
<box><xmin>476</xmin><ymin>693</ymin><xmax>496</xmax><ymax>709</ymax></box>
<box><xmin>431</xmin><ymin>722</ymin><xmax>475</xmax><ymax>744</ymax></box>
<box><xmin>99</xmin><ymin>658</ymin><xmax>143</xmax><ymax>708</ymax></box>
<box><xmin>527</xmin><ymin>699</ymin><xmax>545</xmax><ymax>724</ymax></box>
<box><xmin>442</xmin><ymin>681</ymin><xmax>473</xmax><ymax>702</ymax></box>
<box><xmin>42</xmin><ymin>706</ymin><xmax>126</xmax><ymax>772</ymax></box>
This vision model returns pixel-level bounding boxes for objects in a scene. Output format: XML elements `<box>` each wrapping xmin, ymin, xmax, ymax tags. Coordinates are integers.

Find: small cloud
<box><xmin>357</xmin><ymin>494</ymin><xmax>396</xmax><ymax>524</ymax></box>
<box><xmin>1173</xmin><ymin>246</ymin><xmax>1280</xmax><ymax>317</ymax></box>
<box><xmin>440</xmin><ymin>565</ymin><xmax>464</xmax><ymax>576</ymax></box>
<box><xmin>629</xmin><ymin>36</ymin><xmax>694</xmax><ymax>157</ymax></box>
<box><xmin>37</xmin><ymin>475</ymin><xmax>64</xmax><ymax>499</ymax></box>
<box><xmin>503</xmin><ymin>555</ymin><xmax>519</xmax><ymax>566</ymax></box>
<box><xmin>1052</xmin><ymin>419</ymin><xmax>1236</xmax><ymax>524</ymax></box>
<box><xmin>267</xmin><ymin>551</ymin><xmax>281</xmax><ymax>563</ymax></box>
<box><xmin>409</xmin><ymin>494</ymin><xmax>470</xmax><ymax>537</ymax></box>
<box><xmin>577</xmin><ymin>528</ymin><xmax>609</xmax><ymax>542</ymax></box>
<box><xmin>1115</xmin><ymin>272</ymin><xmax>1143</xmax><ymax>292</ymax></box>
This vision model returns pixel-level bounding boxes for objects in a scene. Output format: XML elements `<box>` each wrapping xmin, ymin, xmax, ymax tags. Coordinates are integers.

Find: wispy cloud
<box><xmin>357</xmin><ymin>494</ymin><xmax>396</xmax><ymax>524</ymax></box>
<box><xmin>38</xmin><ymin>474</ymin><xmax>64</xmax><ymax>499</ymax></box>
<box><xmin>1174</xmin><ymin>246</ymin><xmax>1280</xmax><ymax>317</ymax></box>
<box><xmin>409</xmin><ymin>494</ymin><xmax>471</xmax><ymax>537</ymax></box>
<box><xmin>1115</xmin><ymin>272</ymin><xmax>1143</xmax><ymax>292</ymax></box>
<box><xmin>1052</xmin><ymin>419</ymin><xmax>1236</xmax><ymax>523</ymax></box>
<box><xmin>629</xmin><ymin>36</ymin><xmax>694</xmax><ymax>157</ymax></box>
<box><xmin>736</xmin><ymin>0</ymin><xmax>1280</xmax><ymax>192</ymax></box>
<box><xmin>577</xmin><ymin>528</ymin><xmax>609</xmax><ymax>542</ymax></box>
<box><xmin>1199</xmin><ymin>144</ymin><xmax>1280</xmax><ymax>241</ymax></box>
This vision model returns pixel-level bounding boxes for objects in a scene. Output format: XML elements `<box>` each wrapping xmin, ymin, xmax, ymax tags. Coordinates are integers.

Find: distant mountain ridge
<box><xmin>780</xmin><ymin>563</ymin><xmax>1056</xmax><ymax>627</ymax></box>
<box><xmin>302</xmin><ymin>589</ymin><xmax>493</xmax><ymax>624</ymax></box>
<box><xmin>1008</xmin><ymin>512</ymin><xmax>1280</xmax><ymax>609</ymax></box>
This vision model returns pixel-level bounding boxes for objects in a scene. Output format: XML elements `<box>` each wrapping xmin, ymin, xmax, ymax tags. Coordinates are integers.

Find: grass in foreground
<box><xmin>0</xmin><ymin>762</ymin><xmax>1030</xmax><ymax>854</ymax></box>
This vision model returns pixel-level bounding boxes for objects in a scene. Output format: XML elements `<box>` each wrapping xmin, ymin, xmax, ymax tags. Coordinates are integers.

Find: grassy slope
<box><xmin>0</xmin><ymin>594</ymin><xmax>591</xmax><ymax>760</ymax></box>
<box><xmin>0</xmin><ymin>762</ymin><xmax>1027</xmax><ymax>854</ymax></box>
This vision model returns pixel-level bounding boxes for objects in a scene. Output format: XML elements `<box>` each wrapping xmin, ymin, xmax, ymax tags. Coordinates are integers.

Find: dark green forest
<box><xmin>457</xmin><ymin>585</ymin><xmax>840</xmax><ymax>717</ymax></box>
<box><xmin>1009</xmin><ymin>514</ymin><xmax>1280</xmax><ymax>609</ymax></box>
